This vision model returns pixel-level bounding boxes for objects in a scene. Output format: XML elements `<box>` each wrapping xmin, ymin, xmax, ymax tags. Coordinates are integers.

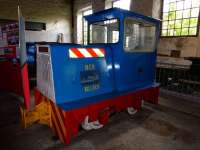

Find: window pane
<box><xmin>77</xmin><ymin>12</ymin><xmax>83</xmax><ymax>44</ymax></box>
<box><xmin>191</xmin><ymin>8</ymin><xmax>199</xmax><ymax>17</ymax></box>
<box><xmin>83</xmin><ymin>9</ymin><xmax>92</xmax><ymax>16</ymax></box>
<box><xmin>163</xmin><ymin>3</ymin><xmax>169</xmax><ymax>12</ymax></box>
<box><xmin>168</xmin><ymin>11</ymin><xmax>176</xmax><ymax>20</ymax></box>
<box><xmin>174</xmin><ymin>28</ymin><xmax>182</xmax><ymax>36</ymax></box>
<box><xmin>113</xmin><ymin>0</ymin><xmax>131</xmax><ymax>10</ymax></box>
<box><xmin>164</xmin><ymin>0</ymin><xmax>169</xmax><ymax>4</ymax></box>
<box><xmin>181</xmin><ymin>28</ymin><xmax>189</xmax><ymax>35</ymax></box>
<box><xmin>169</xmin><ymin>2</ymin><xmax>176</xmax><ymax>11</ymax></box>
<box><xmin>176</xmin><ymin>1</ymin><xmax>184</xmax><ymax>10</ymax></box>
<box><xmin>182</xmin><ymin>18</ymin><xmax>190</xmax><ymax>27</ymax></box>
<box><xmin>176</xmin><ymin>10</ymin><xmax>183</xmax><ymax>19</ymax></box>
<box><xmin>124</xmin><ymin>18</ymin><xmax>156</xmax><ymax>52</ymax></box>
<box><xmin>192</xmin><ymin>0</ymin><xmax>200</xmax><ymax>7</ymax></box>
<box><xmin>112</xmin><ymin>31</ymin><xmax>119</xmax><ymax>43</ymax></box>
<box><xmin>83</xmin><ymin>9</ymin><xmax>92</xmax><ymax>44</ymax></box>
<box><xmin>183</xmin><ymin>9</ymin><xmax>191</xmax><ymax>18</ymax></box>
<box><xmin>83</xmin><ymin>19</ymin><xmax>88</xmax><ymax>44</ymax></box>
<box><xmin>167</xmin><ymin>30</ymin><xmax>171</xmax><ymax>36</ymax></box>
<box><xmin>168</xmin><ymin>20</ymin><xmax>175</xmax><ymax>29</ymax></box>
<box><xmin>162</xmin><ymin>21</ymin><xmax>168</xmax><ymax>29</ymax></box>
<box><xmin>184</xmin><ymin>0</ymin><xmax>192</xmax><ymax>9</ymax></box>
<box><xmin>189</xmin><ymin>27</ymin><xmax>197</xmax><ymax>35</ymax></box>
<box><xmin>169</xmin><ymin>29</ymin><xmax>174</xmax><ymax>36</ymax></box>
<box><xmin>163</xmin><ymin>12</ymin><xmax>169</xmax><ymax>20</ymax></box>
<box><xmin>175</xmin><ymin>20</ymin><xmax>182</xmax><ymax>28</ymax></box>
<box><xmin>90</xmin><ymin>19</ymin><xmax>119</xmax><ymax>44</ymax></box>
<box><xmin>162</xmin><ymin>30</ymin><xmax>168</xmax><ymax>36</ymax></box>
<box><xmin>190</xmin><ymin>18</ymin><xmax>198</xmax><ymax>27</ymax></box>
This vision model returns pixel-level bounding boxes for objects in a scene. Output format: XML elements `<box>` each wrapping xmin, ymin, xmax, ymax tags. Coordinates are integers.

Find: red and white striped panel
<box><xmin>69</xmin><ymin>48</ymin><xmax>105</xmax><ymax>58</ymax></box>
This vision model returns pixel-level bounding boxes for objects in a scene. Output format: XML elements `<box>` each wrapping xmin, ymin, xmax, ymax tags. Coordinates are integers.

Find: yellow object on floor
<box><xmin>19</xmin><ymin>97</ymin><xmax>52</xmax><ymax>128</ymax></box>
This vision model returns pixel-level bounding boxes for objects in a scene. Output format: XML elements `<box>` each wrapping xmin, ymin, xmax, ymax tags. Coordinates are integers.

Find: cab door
<box><xmin>115</xmin><ymin>17</ymin><xmax>158</xmax><ymax>92</ymax></box>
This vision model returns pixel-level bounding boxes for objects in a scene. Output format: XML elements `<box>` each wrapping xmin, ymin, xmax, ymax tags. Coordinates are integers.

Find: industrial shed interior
<box><xmin>0</xmin><ymin>0</ymin><xmax>200</xmax><ymax>150</ymax></box>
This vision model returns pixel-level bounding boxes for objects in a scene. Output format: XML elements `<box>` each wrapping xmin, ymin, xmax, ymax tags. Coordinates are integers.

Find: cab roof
<box><xmin>85</xmin><ymin>8</ymin><xmax>160</xmax><ymax>25</ymax></box>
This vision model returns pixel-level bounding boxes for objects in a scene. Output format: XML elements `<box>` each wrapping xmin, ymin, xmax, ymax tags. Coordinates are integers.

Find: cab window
<box><xmin>124</xmin><ymin>17</ymin><xmax>156</xmax><ymax>52</ymax></box>
<box><xmin>89</xmin><ymin>19</ymin><xmax>119</xmax><ymax>44</ymax></box>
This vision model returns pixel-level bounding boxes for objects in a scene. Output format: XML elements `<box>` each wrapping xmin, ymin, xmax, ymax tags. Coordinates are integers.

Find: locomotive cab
<box><xmin>86</xmin><ymin>8</ymin><xmax>160</xmax><ymax>92</ymax></box>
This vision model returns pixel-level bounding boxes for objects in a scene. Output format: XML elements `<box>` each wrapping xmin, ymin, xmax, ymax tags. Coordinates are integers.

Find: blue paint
<box><xmin>50</xmin><ymin>44</ymin><xmax>115</xmax><ymax>105</ymax></box>
<box><xmin>44</xmin><ymin>8</ymin><xmax>160</xmax><ymax>110</ymax></box>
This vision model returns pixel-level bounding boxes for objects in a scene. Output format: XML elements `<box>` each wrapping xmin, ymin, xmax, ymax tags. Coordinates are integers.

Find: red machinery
<box><xmin>0</xmin><ymin>46</ymin><xmax>23</xmax><ymax>95</ymax></box>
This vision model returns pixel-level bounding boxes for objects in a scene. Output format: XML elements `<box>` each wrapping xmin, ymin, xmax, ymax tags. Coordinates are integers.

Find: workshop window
<box><xmin>77</xmin><ymin>8</ymin><xmax>92</xmax><ymax>44</ymax></box>
<box><xmin>161</xmin><ymin>0</ymin><xmax>200</xmax><ymax>37</ymax></box>
<box><xmin>83</xmin><ymin>9</ymin><xmax>93</xmax><ymax>44</ymax></box>
<box><xmin>112</xmin><ymin>0</ymin><xmax>131</xmax><ymax>10</ymax></box>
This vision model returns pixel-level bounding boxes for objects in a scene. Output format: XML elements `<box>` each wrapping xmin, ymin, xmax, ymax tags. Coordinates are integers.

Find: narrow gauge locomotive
<box><xmin>24</xmin><ymin>8</ymin><xmax>160</xmax><ymax>145</ymax></box>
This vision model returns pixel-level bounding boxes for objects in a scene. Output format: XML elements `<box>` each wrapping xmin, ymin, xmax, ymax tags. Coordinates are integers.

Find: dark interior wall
<box><xmin>131</xmin><ymin>0</ymin><xmax>154</xmax><ymax>17</ymax></box>
<box><xmin>92</xmin><ymin>0</ymin><xmax>105</xmax><ymax>13</ymax></box>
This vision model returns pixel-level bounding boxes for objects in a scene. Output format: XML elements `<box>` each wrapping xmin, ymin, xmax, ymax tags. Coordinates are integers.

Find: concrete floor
<box><xmin>0</xmin><ymin>92</ymin><xmax>200</xmax><ymax>150</ymax></box>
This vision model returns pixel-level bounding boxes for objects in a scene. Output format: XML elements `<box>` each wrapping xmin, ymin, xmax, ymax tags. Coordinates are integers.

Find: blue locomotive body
<box><xmin>36</xmin><ymin>8</ymin><xmax>160</xmax><ymax>111</ymax></box>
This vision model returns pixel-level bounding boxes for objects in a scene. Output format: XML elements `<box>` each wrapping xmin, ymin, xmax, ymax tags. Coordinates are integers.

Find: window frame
<box><xmin>123</xmin><ymin>17</ymin><xmax>157</xmax><ymax>53</ymax></box>
<box><xmin>88</xmin><ymin>18</ymin><xmax>121</xmax><ymax>45</ymax></box>
<box><xmin>160</xmin><ymin>0</ymin><xmax>200</xmax><ymax>38</ymax></box>
<box><xmin>82</xmin><ymin>8</ymin><xmax>93</xmax><ymax>45</ymax></box>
